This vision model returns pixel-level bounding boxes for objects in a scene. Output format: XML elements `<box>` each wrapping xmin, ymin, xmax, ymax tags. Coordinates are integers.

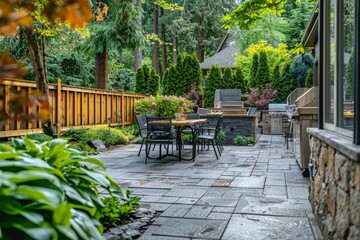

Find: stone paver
<box><xmin>97</xmin><ymin>135</ymin><xmax>322</xmax><ymax>239</ymax></box>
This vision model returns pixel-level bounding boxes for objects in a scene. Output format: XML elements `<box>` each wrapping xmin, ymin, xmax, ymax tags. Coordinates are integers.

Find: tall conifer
<box><xmin>204</xmin><ymin>64</ymin><xmax>222</xmax><ymax>107</ymax></box>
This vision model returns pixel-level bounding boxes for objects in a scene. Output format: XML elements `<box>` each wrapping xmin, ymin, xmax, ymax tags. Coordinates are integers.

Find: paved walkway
<box><xmin>97</xmin><ymin>135</ymin><xmax>323</xmax><ymax>240</ymax></box>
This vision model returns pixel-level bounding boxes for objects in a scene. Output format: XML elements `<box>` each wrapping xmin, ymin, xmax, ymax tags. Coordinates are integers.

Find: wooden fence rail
<box><xmin>0</xmin><ymin>78</ymin><xmax>148</xmax><ymax>138</ymax></box>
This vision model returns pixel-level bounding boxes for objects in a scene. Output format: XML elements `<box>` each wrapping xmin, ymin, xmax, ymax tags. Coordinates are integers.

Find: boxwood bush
<box><xmin>0</xmin><ymin>137</ymin><xmax>128</xmax><ymax>240</ymax></box>
<box><xmin>82</xmin><ymin>127</ymin><xmax>128</xmax><ymax>147</ymax></box>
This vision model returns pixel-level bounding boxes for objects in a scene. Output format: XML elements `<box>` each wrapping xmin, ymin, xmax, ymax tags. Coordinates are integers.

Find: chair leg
<box><xmin>145</xmin><ymin>140</ymin><xmax>149</xmax><ymax>164</ymax></box>
<box><xmin>212</xmin><ymin>141</ymin><xmax>219</xmax><ymax>160</ymax></box>
<box><xmin>138</xmin><ymin>138</ymin><xmax>145</xmax><ymax>156</ymax></box>
<box><xmin>216</xmin><ymin>140</ymin><xmax>222</xmax><ymax>156</ymax></box>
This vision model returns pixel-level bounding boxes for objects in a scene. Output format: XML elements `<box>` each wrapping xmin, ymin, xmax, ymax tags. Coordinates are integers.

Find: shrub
<box><xmin>134</xmin><ymin>95</ymin><xmax>191</xmax><ymax>119</ymax></box>
<box><xmin>245</xmin><ymin>136</ymin><xmax>256</xmax><ymax>145</ymax></box>
<box><xmin>234</xmin><ymin>135</ymin><xmax>245</xmax><ymax>145</ymax></box>
<box><xmin>61</xmin><ymin>127</ymin><xmax>87</xmax><ymax>141</ymax></box>
<box><xmin>243</xmin><ymin>84</ymin><xmax>278</xmax><ymax>109</ymax></box>
<box><xmin>83</xmin><ymin>127</ymin><xmax>128</xmax><ymax>147</ymax></box>
<box><xmin>26</xmin><ymin>133</ymin><xmax>53</xmax><ymax>142</ymax></box>
<box><xmin>100</xmin><ymin>191</ymin><xmax>140</xmax><ymax>230</ymax></box>
<box><xmin>0</xmin><ymin>137</ymin><xmax>127</xmax><ymax>239</ymax></box>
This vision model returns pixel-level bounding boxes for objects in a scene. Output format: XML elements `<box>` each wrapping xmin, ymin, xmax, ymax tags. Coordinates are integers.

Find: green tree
<box><xmin>237</xmin><ymin>13</ymin><xmax>286</xmax><ymax>54</ymax></box>
<box><xmin>88</xmin><ymin>0</ymin><xmax>143</xmax><ymax>89</ymax></box>
<box><xmin>233</xmin><ymin>67</ymin><xmax>247</xmax><ymax>93</ymax></box>
<box><xmin>283</xmin><ymin>0</ymin><xmax>313</xmax><ymax>49</ymax></box>
<box><xmin>148</xmin><ymin>68</ymin><xmax>160</xmax><ymax>95</ymax></box>
<box><xmin>171</xmin><ymin>0</ymin><xmax>235</xmax><ymax>62</ymax></box>
<box><xmin>222</xmin><ymin>0</ymin><xmax>286</xmax><ymax>30</ymax></box>
<box><xmin>135</xmin><ymin>66</ymin><xmax>146</xmax><ymax>93</ymax></box>
<box><xmin>222</xmin><ymin>66</ymin><xmax>234</xmax><ymax>89</ymax></box>
<box><xmin>305</xmin><ymin>68</ymin><xmax>313</xmax><ymax>88</ymax></box>
<box><xmin>204</xmin><ymin>64</ymin><xmax>222</xmax><ymax>107</ymax></box>
<box><xmin>165</xmin><ymin>65</ymin><xmax>178</xmax><ymax>95</ymax></box>
<box><xmin>255</xmin><ymin>51</ymin><xmax>271</xmax><ymax>88</ymax></box>
<box><xmin>248</xmin><ymin>53</ymin><xmax>259</xmax><ymax>88</ymax></box>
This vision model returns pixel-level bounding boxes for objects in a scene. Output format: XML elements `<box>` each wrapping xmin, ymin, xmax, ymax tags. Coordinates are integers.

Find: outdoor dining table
<box><xmin>172</xmin><ymin>118</ymin><xmax>208</xmax><ymax>161</ymax></box>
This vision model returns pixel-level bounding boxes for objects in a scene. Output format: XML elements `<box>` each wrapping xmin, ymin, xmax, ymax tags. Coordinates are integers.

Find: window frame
<box><xmin>321</xmin><ymin>0</ymin><xmax>358</xmax><ymax>142</ymax></box>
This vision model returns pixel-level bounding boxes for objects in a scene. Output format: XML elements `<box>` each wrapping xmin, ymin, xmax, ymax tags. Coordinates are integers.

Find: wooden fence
<box><xmin>0</xmin><ymin>78</ymin><xmax>148</xmax><ymax>138</ymax></box>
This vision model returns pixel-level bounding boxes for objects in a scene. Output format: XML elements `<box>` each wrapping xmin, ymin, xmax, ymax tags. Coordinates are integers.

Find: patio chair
<box><xmin>145</xmin><ymin>117</ymin><xmax>176</xmax><ymax>164</ymax></box>
<box><xmin>135</xmin><ymin>114</ymin><xmax>148</xmax><ymax>156</ymax></box>
<box><xmin>197</xmin><ymin>114</ymin><xmax>223</xmax><ymax>159</ymax></box>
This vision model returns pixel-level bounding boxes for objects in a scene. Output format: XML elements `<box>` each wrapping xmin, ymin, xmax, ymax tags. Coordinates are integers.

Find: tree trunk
<box><xmin>160</xmin><ymin>8</ymin><xmax>167</xmax><ymax>73</ymax></box>
<box><xmin>152</xmin><ymin>5</ymin><xmax>160</xmax><ymax>74</ymax></box>
<box><xmin>196</xmin><ymin>44</ymin><xmax>205</xmax><ymax>63</ymax></box>
<box><xmin>172</xmin><ymin>34</ymin><xmax>178</xmax><ymax>64</ymax></box>
<box><xmin>23</xmin><ymin>26</ymin><xmax>49</xmax><ymax>97</ymax></box>
<box><xmin>95</xmin><ymin>46</ymin><xmax>108</xmax><ymax>89</ymax></box>
<box><xmin>134</xmin><ymin>0</ymin><xmax>142</xmax><ymax>70</ymax></box>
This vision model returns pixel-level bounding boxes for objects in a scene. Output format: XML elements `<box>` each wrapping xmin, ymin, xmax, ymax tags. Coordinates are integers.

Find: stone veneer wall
<box><xmin>309</xmin><ymin>135</ymin><xmax>360</xmax><ymax>239</ymax></box>
<box><xmin>221</xmin><ymin>115</ymin><xmax>256</xmax><ymax>144</ymax></box>
<box><xmin>262</xmin><ymin>111</ymin><xmax>271</xmax><ymax>134</ymax></box>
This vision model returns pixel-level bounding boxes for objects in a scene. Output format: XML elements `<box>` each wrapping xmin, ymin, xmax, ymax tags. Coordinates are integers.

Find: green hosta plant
<box><xmin>0</xmin><ymin>137</ymin><xmax>127</xmax><ymax>240</ymax></box>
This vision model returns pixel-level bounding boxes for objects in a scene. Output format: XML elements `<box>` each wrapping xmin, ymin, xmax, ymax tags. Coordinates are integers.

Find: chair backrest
<box><xmin>206</xmin><ymin>114</ymin><xmax>223</xmax><ymax>129</ymax></box>
<box><xmin>146</xmin><ymin>117</ymin><xmax>173</xmax><ymax>137</ymax></box>
<box><xmin>135</xmin><ymin>114</ymin><xmax>147</xmax><ymax>138</ymax></box>
<box><xmin>186</xmin><ymin>113</ymin><xmax>200</xmax><ymax>119</ymax></box>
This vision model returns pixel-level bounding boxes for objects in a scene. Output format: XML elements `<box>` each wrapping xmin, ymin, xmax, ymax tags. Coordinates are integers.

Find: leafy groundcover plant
<box><xmin>0</xmin><ymin>137</ymin><xmax>128</xmax><ymax>240</ymax></box>
<box><xmin>234</xmin><ymin>136</ymin><xmax>256</xmax><ymax>146</ymax></box>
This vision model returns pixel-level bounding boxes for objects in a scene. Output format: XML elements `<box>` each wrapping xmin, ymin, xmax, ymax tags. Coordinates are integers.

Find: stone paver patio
<box><xmin>97</xmin><ymin>135</ymin><xmax>323</xmax><ymax>239</ymax></box>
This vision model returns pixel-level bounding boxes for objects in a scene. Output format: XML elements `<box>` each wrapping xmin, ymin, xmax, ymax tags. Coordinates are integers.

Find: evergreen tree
<box><xmin>148</xmin><ymin>68</ymin><xmax>160</xmax><ymax>95</ymax></box>
<box><xmin>182</xmin><ymin>53</ymin><xmax>195</xmax><ymax>94</ymax></box>
<box><xmin>204</xmin><ymin>64</ymin><xmax>222</xmax><ymax>107</ymax></box>
<box><xmin>166</xmin><ymin>65</ymin><xmax>178</xmax><ymax>95</ymax></box>
<box><xmin>345</xmin><ymin>50</ymin><xmax>354</xmax><ymax>100</ymax></box>
<box><xmin>162</xmin><ymin>67</ymin><xmax>170</xmax><ymax>95</ymax></box>
<box><xmin>290</xmin><ymin>54</ymin><xmax>313</xmax><ymax>87</ymax></box>
<box><xmin>277</xmin><ymin>62</ymin><xmax>298</xmax><ymax>102</ymax></box>
<box><xmin>222</xmin><ymin>66</ymin><xmax>234</xmax><ymax>89</ymax></box>
<box><xmin>135</xmin><ymin>67</ymin><xmax>145</xmax><ymax>93</ymax></box>
<box><xmin>271</xmin><ymin>64</ymin><xmax>281</xmax><ymax>85</ymax></box>
<box><xmin>305</xmin><ymin>68</ymin><xmax>313</xmax><ymax>88</ymax></box>
<box><xmin>142</xmin><ymin>64</ymin><xmax>151</xmax><ymax>89</ymax></box>
<box><xmin>174</xmin><ymin>53</ymin><xmax>185</xmax><ymax>96</ymax></box>
<box><xmin>255</xmin><ymin>51</ymin><xmax>271</xmax><ymax>88</ymax></box>
<box><xmin>189</xmin><ymin>52</ymin><xmax>203</xmax><ymax>91</ymax></box>
<box><xmin>233</xmin><ymin>67</ymin><xmax>247</xmax><ymax>93</ymax></box>
<box><xmin>248</xmin><ymin>53</ymin><xmax>259</xmax><ymax>88</ymax></box>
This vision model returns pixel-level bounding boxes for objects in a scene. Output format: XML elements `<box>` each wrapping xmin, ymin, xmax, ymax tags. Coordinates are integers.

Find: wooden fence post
<box><xmin>56</xmin><ymin>79</ymin><xmax>62</xmax><ymax>136</ymax></box>
<box><xmin>121</xmin><ymin>91</ymin><xmax>125</xmax><ymax>127</ymax></box>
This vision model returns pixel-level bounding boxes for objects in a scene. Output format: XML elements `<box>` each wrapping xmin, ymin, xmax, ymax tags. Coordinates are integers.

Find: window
<box><xmin>323</xmin><ymin>0</ymin><xmax>356</xmax><ymax>137</ymax></box>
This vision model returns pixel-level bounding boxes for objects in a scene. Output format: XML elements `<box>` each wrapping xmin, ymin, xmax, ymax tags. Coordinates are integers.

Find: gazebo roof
<box><xmin>200</xmin><ymin>44</ymin><xmax>239</xmax><ymax>70</ymax></box>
